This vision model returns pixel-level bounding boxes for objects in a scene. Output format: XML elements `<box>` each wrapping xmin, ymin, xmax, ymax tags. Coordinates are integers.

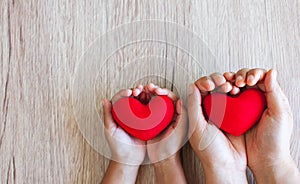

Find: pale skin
<box><xmin>101</xmin><ymin>83</ymin><xmax>187</xmax><ymax>184</ymax></box>
<box><xmin>189</xmin><ymin>75</ymin><xmax>248</xmax><ymax>184</ymax></box>
<box><xmin>189</xmin><ymin>68</ymin><xmax>300</xmax><ymax>184</ymax></box>
<box><xmin>101</xmin><ymin>68</ymin><xmax>300</xmax><ymax>183</ymax></box>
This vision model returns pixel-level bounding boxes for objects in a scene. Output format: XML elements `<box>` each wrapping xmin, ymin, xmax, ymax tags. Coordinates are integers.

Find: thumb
<box><xmin>102</xmin><ymin>99</ymin><xmax>117</xmax><ymax>134</ymax></box>
<box><xmin>188</xmin><ymin>84</ymin><xmax>228</xmax><ymax>152</ymax></box>
<box><xmin>264</xmin><ymin>69</ymin><xmax>291</xmax><ymax>114</ymax></box>
<box><xmin>187</xmin><ymin>84</ymin><xmax>207</xmax><ymax>135</ymax></box>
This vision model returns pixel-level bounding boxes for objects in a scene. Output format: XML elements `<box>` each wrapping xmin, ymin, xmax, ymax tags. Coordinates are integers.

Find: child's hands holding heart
<box><xmin>102</xmin><ymin>83</ymin><xmax>187</xmax><ymax>184</ymax></box>
<box><xmin>130</xmin><ymin>83</ymin><xmax>187</xmax><ymax>164</ymax></box>
<box><xmin>133</xmin><ymin>83</ymin><xmax>187</xmax><ymax>183</ymax></box>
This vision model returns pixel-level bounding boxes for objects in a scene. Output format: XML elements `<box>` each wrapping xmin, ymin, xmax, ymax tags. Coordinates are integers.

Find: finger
<box><xmin>154</xmin><ymin>87</ymin><xmax>169</xmax><ymax>95</ymax></box>
<box><xmin>210</xmin><ymin>72</ymin><xmax>227</xmax><ymax>86</ymax></box>
<box><xmin>264</xmin><ymin>69</ymin><xmax>291</xmax><ymax>114</ymax></box>
<box><xmin>223</xmin><ymin>72</ymin><xmax>241</xmax><ymax>94</ymax></box>
<box><xmin>102</xmin><ymin>99</ymin><xmax>117</xmax><ymax>133</ymax></box>
<box><xmin>133</xmin><ymin>88</ymin><xmax>142</xmax><ymax>96</ymax></box>
<box><xmin>210</xmin><ymin>73</ymin><xmax>233</xmax><ymax>93</ymax></box>
<box><xmin>235</xmin><ymin>68</ymin><xmax>250</xmax><ymax>87</ymax></box>
<box><xmin>173</xmin><ymin>99</ymin><xmax>187</xmax><ymax>128</ymax></box>
<box><xmin>145</xmin><ymin>83</ymin><xmax>159</xmax><ymax>93</ymax></box>
<box><xmin>223</xmin><ymin>72</ymin><xmax>236</xmax><ymax>82</ymax></box>
<box><xmin>194</xmin><ymin>76</ymin><xmax>216</xmax><ymax>94</ymax></box>
<box><xmin>218</xmin><ymin>82</ymin><xmax>233</xmax><ymax>93</ymax></box>
<box><xmin>230</xmin><ymin>86</ymin><xmax>241</xmax><ymax>95</ymax></box>
<box><xmin>176</xmin><ymin>99</ymin><xmax>183</xmax><ymax>115</ymax></box>
<box><xmin>155</xmin><ymin>88</ymin><xmax>178</xmax><ymax>101</ymax></box>
<box><xmin>111</xmin><ymin>89</ymin><xmax>132</xmax><ymax>104</ymax></box>
<box><xmin>188</xmin><ymin>84</ymin><xmax>207</xmax><ymax>135</ymax></box>
<box><xmin>246</xmin><ymin>68</ymin><xmax>267</xmax><ymax>86</ymax></box>
<box><xmin>133</xmin><ymin>85</ymin><xmax>143</xmax><ymax>96</ymax></box>
<box><xmin>136</xmin><ymin>84</ymin><xmax>143</xmax><ymax>91</ymax></box>
<box><xmin>188</xmin><ymin>84</ymin><xmax>227</xmax><ymax>151</ymax></box>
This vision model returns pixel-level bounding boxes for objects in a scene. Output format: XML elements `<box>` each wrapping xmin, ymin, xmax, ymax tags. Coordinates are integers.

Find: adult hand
<box><xmin>188</xmin><ymin>73</ymin><xmax>248</xmax><ymax>184</ymax></box>
<box><xmin>224</xmin><ymin>68</ymin><xmax>300</xmax><ymax>184</ymax></box>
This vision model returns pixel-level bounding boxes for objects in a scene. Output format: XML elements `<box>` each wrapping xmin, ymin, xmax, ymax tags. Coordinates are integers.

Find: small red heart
<box><xmin>202</xmin><ymin>88</ymin><xmax>266</xmax><ymax>136</ymax></box>
<box><xmin>112</xmin><ymin>95</ymin><xmax>174</xmax><ymax>140</ymax></box>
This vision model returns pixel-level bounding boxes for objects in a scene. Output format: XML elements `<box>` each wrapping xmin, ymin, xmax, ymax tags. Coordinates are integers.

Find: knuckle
<box><xmin>200</xmin><ymin>76</ymin><xmax>211</xmax><ymax>82</ymax></box>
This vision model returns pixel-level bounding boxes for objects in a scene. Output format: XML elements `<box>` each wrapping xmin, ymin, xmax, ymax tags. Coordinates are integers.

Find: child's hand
<box><xmin>188</xmin><ymin>73</ymin><xmax>248</xmax><ymax>184</ymax></box>
<box><xmin>135</xmin><ymin>83</ymin><xmax>188</xmax><ymax>164</ymax></box>
<box><xmin>225</xmin><ymin>68</ymin><xmax>300</xmax><ymax>183</ymax></box>
<box><xmin>102</xmin><ymin>89</ymin><xmax>146</xmax><ymax>165</ymax></box>
<box><xmin>133</xmin><ymin>83</ymin><xmax>187</xmax><ymax>183</ymax></box>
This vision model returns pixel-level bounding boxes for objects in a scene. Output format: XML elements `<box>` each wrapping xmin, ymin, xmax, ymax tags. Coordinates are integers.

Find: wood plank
<box><xmin>0</xmin><ymin>0</ymin><xmax>299</xmax><ymax>183</ymax></box>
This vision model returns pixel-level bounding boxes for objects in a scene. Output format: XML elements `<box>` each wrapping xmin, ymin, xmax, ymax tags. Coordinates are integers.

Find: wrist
<box><xmin>109</xmin><ymin>160</ymin><xmax>140</xmax><ymax>171</ymax></box>
<box><xmin>109</xmin><ymin>160</ymin><xmax>140</xmax><ymax>180</ymax></box>
<box><xmin>153</xmin><ymin>152</ymin><xmax>180</xmax><ymax>169</ymax></box>
<box><xmin>201</xmin><ymin>160</ymin><xmax>248</xmax><ymax>184</ymax></box>
<box><xmin>101</xmin><ymin>160</ymin><xmax>140</xmax><ymax>184</ymax></box>
<box><xmin>250</xmin><ymin>156</ymin><xmax>300</xmax><ymax>184</ymax></box>
<box><xmin>203</xmin><ymin>166</ymin><xmax>248</xmax><ymax>184</ymax></box>
<box><xmin>153</xmin><ymin>152</ymin><xmax>187</xmax><ymax>184</ymax></box>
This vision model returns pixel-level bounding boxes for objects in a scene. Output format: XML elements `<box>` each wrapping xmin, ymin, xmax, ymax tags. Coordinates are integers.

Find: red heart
<box><xmin>112</xmin><ymin>95</ymin><xmax>174</xmax><ymax>140</ymax></box>
<box><xmin>202</xmin><ymin>88</ymin><xmax>266</xmax><ymax>136</ymax></box>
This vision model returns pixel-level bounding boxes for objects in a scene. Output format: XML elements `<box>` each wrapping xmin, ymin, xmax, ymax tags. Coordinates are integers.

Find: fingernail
<box><xmin>247</xmin><ymin>75</ymin><xmax>254</xmax><ymax>84</ymax></box>
<box><xmin>236</xmin><ymin>75</ymin><xmax>245</xmax><ymax>87</ymax></box>
<box><xmin>188</xmin><ymin>84</ymin><xmax>194</xmax><ymax>95</ymax></box>
<box><xmin>236</xmin><ymin>75</ymin><xmax>243</xmax><ymax>82</ymax></box>
<box><xmin>127</xmin><ymin>89</ymin><xmax>133</xmax><ymax>96</ymax></box>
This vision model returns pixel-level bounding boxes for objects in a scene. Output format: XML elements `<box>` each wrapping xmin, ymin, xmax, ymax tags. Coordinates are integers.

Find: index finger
<box><xmin>154</xmin><ymin>87</ymin><xmax>178</xmax><ymax>102</ymax></box>
<box><xmin>111</xmin><ymin>89</ymin><xmax>133</xmax><ymax>104</ymax></box>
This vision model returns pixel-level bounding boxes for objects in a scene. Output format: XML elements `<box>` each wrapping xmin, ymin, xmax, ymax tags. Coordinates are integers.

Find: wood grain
<box><xmin>0</xmin><ymin>0</ymin><xmax>299</xmax><ymax>183</ymax></box>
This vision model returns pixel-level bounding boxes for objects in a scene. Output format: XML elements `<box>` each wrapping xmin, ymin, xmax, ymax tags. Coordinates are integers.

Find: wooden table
<box><xmin>1</xmin><ymin>0</ymin><xmax>299</xmax><ymax>183</ymax></box>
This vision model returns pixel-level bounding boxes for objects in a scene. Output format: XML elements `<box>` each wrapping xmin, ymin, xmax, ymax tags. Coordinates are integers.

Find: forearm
<box><xmin>153</xmin><ymin>153</ymin><xmax>187</xmax><ymax>184</ymax></box>
<box><xmin>202</xmin><ymin>165</ymin><xmax>248</xmax><ymax>184</ymax></box>
<box><xmin>198</xmin><ymin>153</ymin><xmax>248</xmax><ymax>184</ymax></box>
<box><xmin>251</xmin><ymin>157</ymin><xmax>300</xmax><ymax>184</ymax></box>
<box><xmin>193</xmin><ymin>150</ymin><xmax>248</xmax><ymax>184</ymax></box>
<box><xmin>101</xmin><ymin>160</ymin><xmax>140</xmax><ymax>184</ymax></box>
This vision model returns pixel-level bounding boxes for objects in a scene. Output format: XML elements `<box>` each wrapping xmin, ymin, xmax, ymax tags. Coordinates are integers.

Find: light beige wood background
<box><xmin>1</xmin><ymin>0</ymin><xmax>299</xmax><ymax>183</ymax></box>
